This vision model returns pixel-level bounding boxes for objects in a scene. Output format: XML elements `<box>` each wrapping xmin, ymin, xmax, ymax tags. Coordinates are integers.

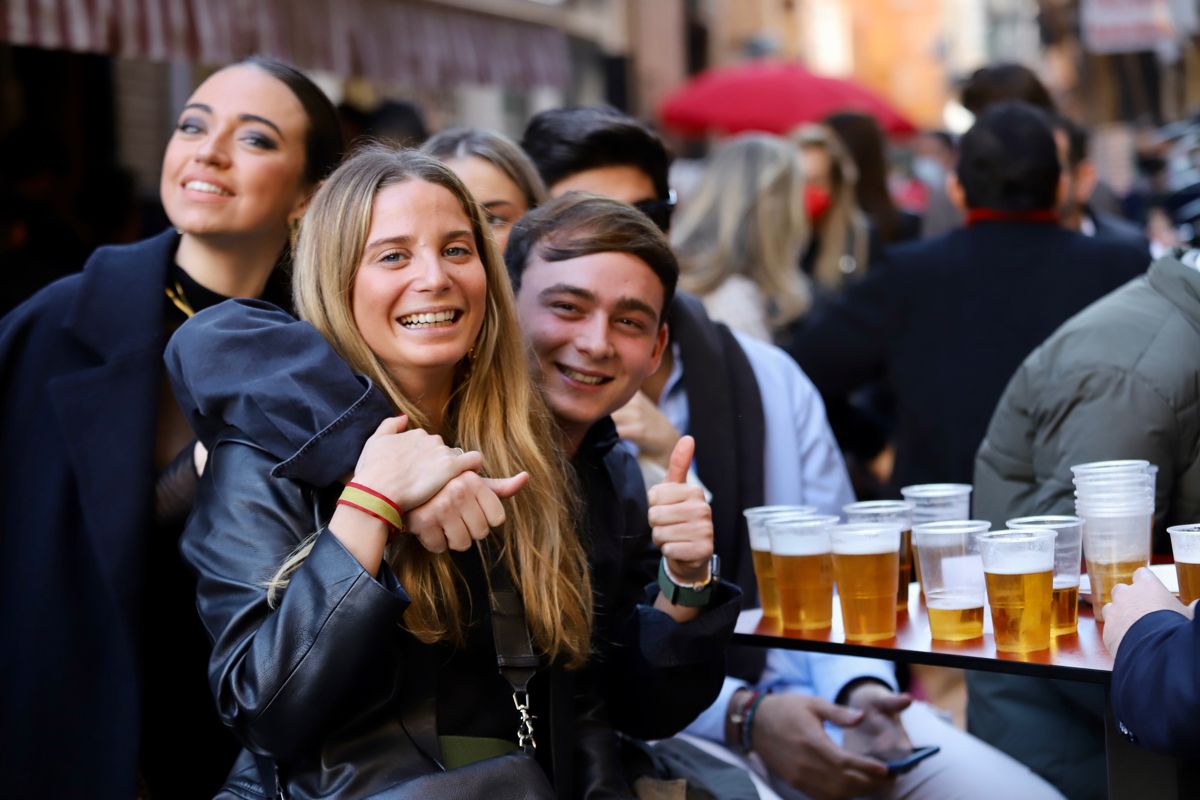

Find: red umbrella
<box><xmin>660</xmin><ymin>60</ymin><xmax>917</xmax><ymax>137</ymax></box>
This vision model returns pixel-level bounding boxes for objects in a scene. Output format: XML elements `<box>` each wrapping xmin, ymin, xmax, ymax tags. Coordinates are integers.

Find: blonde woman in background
<box><xmin>672</xmin><ymin>134</ymin><xmax>812</xmax><ymax>342</ymax></box>
<box><xmin>790</xmin><ymin>124</ymin><xmax>872</xmax><ymax>291</ymax></box>
<box><xmin>422</xmin><ymin>127</ymin><xmax>547</xmax><ymax>253</ymax></box>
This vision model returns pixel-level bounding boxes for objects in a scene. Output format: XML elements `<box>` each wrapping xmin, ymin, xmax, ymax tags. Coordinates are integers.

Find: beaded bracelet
<box><xmin>741</xmin><ymin>690</ymin><xmax>770</xmax><ymax>754</ymax></box>
<box><xmin>337</xmin><ymin>481</ymin><xmax>405</xmax><ymax>542</ymax></box>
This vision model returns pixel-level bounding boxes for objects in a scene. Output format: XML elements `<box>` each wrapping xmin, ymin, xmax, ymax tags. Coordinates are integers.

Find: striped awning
<box><xmin>0</xmin><ymin>0</ymin><xmax>570</xmax><ymax>90</ymax></box>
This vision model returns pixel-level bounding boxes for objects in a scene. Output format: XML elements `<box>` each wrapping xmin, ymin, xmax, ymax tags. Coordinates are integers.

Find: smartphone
<box><xmin>868</xmin><ymin>745</ymin><xmax>940</xmax><ymax>776</ymax></box>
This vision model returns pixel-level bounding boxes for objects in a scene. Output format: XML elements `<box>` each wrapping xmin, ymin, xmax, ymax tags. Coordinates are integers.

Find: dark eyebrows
<box><xmin>240</xmin><ymin>114</ymin><xmax>284</xmax><ymax>138</ymax></box>
<box><xmin>538</xmin><ymin>283</ymin><xmax>659</xmax><ymax>322</ymax></box>
<box><xmin>178</xmin><ymin>104</ymin><xmax>283</xmax><ymax>138</ymax></box>
<box><xmin>538</xmin><ymin>283</ymin><xmax>595</xmax><ymax>304</ymax></box>
<box><xmin>613</xmin><ymin>297</ymin><xmax>659</xmax><ymax>321</ymax></box>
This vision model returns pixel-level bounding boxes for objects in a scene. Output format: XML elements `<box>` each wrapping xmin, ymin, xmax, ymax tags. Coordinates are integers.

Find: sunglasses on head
<box><xmin>632</xmin><ymin>189</ymin><xmax>677</xmax><ymax>233</ymax></box>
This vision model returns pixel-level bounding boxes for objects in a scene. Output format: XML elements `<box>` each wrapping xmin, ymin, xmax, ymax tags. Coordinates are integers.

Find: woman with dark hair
<box><xmin>825</xmin><ymin>111</ymin><xmax>921</xmax><ymax>245</ymax></box>
<box><xmin>788</xmin><ymin>124</ymin><xmax>871</xmax><ymax>291</ymax></box>
<box><xmin>0</xmin><ymin>56</ymin><xmax>342</xmax><ymax>799</ymax></box>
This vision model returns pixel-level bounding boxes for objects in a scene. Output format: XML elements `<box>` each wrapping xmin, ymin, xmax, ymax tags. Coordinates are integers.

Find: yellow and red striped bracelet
<box><xmin>337</xmin><ymin>482</ymin><xmax>405</xmax><ymax>542</ymax></box>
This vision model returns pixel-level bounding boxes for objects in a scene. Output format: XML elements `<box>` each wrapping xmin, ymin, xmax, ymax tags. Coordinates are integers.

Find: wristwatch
<box><xmin>658</xmin><ymin>554</ymin><xmax>720</xmax><ymax>607</ymax></box>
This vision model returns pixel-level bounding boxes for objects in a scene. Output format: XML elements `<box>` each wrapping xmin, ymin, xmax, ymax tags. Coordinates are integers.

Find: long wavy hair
<box><xmin>789</xmin><ymin>124</ymin><xmax>870</xmax><ymax>289</ymax></box>
<box><xmin>272</xmin><ymin>144</ymin><xmax>592</xmax><ymax>667</ymax></box>
<box><xmin>672</xmin><ymin>134</ymin><xmax>812</xmax><ymax>331</ymax></box>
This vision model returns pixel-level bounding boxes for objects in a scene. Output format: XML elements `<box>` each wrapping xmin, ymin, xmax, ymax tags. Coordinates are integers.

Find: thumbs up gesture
<box><xmin>647</xmin><ymin>435</ymin><xmax>715</xmax><ymax>585</ymax></box>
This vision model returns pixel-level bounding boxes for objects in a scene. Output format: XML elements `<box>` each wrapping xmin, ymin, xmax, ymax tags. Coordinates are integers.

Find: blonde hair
<box><xmin>422</xmin><ymin>127</ymin><xmax>548</xmax><ymax>210</ymax></box>
<box><xmin>272</xmin><ymin>144</ymin><xmax>592</xmax><ymax>667</ymax></box>
<box><xmin>672</xmin><ymin>134</ymin><xmax>812</xmax><ymax>330</ymax></box>
<box><xmin>789</xmin><ymin>124</ymin><xmax>870</xmax><ymax>289</ymax></box>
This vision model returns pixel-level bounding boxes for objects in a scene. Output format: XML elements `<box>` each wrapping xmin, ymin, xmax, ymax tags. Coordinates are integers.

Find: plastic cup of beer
<box><xmin>766</xmin><ymin>514</ymin><xmax>837</xmax><ymax>631</ymax></box>
<box><xmin>844</xmin><ymin>500</ymin><xmax>915</xmax><ymax>611</ymax></box>
<box><xmin>900</xmin><ymin>484</ymin><xmax>973</xmax><ymax>593</ymax></box>
<box><xmin>1075</xmin><ymin>497</ymin><xmax>1152</xmax><ymax>621</ymax></box>
<box><xmin>1168</xmin><ymin>524</ymin><xmax>1200</xmax><ymax>607</ymax></box>
<box><xmin>912</xmin><ymin>521</ymin><xmax>989</xmax><ymax>641</ymax></box>
<box><xmin>744</xmin><ymin>505</ymin><xmax>818</xmax><ymax>620</ymax></box>
<box><xmin>831</xmin><ymin>524</ymin><xmax>901</xmax><ymax>642</ymax></box>
<box><xmin>978</xmin><ymin>530</ymin><xmax>1056</xmax><ymax>653</ymax></box>
<box><xmin>1007</xmin><ymin>516</ymin><xmax>1084</xmax><ymax>635</ymax></box>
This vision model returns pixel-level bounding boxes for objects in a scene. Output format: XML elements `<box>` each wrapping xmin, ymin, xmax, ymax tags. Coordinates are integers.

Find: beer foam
<box><xmin>1053</xmin><ymin>575</ymin><xmax>1080</xmax><ymax>589</ymax></box>
<box><xmin>984</xmin><ymin>553</ymin><xmax>1053</xmax><ymax>575</ymax></box>
<box><xmin>832</xmin><ymin>536</ymin><xmax>898</xmax><ymax>556</ymax></box>
<box><xmin>926</xmin><ymin>591</ymin><xmax>984</xmax><ymax>610</ymax></box>
<box><xmin>771</xmin><ymin>536</ymin><xmax>831</xmax><ymax>557</ymax></box>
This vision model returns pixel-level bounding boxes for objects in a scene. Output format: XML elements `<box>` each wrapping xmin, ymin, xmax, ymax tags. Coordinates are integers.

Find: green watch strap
<box><xmin>658</xmin><ymin>556</ymin><xmax>716</xmax><ymax>607</ymax></box>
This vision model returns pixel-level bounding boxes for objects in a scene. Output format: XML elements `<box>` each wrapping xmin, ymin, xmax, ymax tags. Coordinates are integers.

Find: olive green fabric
<box><xmin>975</xmin><ymin>253</ymin><xmax>1200</xmax><ymax>551</ymax></box>
<box><xmin>438</xmin><ymin>735</ymin><xmax>519</xmax><ymax>770</ymax></box>
<box><xmin>969</xmin><ymin>252</ymin><xmax>1200</xmax><ymax>799</ymax></box>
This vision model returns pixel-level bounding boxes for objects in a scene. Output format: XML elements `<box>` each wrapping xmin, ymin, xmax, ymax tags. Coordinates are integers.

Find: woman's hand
<box><xmin>404</xmin><ymin>471</ymin><xmax>529</xmax><ymax>553</ymax></box>
<box><xmin>350</xmin><ymin>416</ymin><xmax>483</xmax><ymax>512</ymax></box>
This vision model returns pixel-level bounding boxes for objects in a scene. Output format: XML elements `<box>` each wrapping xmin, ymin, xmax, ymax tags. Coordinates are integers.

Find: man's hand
<box><xmin>1103</xmin><ymin>567</ymin><xmax>1193</xmax><ymax>654</ymax></box>
<box><xmin>648</xmin><ymin>436</ymin><xmax>713</xmax><ymax>583</ymax></box>
<box><xmin>612</xmin><ymin>390</ymin><xmax>682</xmax><ymax>468</ymax></box>
<box><xmin>840</xmin><ymin>682</ymin><xmax>913</xmax><ymax>760</ymax></box>
<box><xmin>751</xmin><ymin>693</ymin><xmax>891</xmax><ymax>800</ymax></box>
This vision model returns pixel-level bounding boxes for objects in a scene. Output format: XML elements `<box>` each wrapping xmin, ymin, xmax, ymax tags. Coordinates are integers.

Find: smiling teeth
<box><xmin>562</xmin><ymin>366</ymin><xmax>605</xmax><ymax>385</ymax></box>
<box><xmin>399</xmin><ymin>310</ymin><xmax>457</xmax><ymax>328</ymax></box>
<box><xmin>185</xmin><ymin>180</ymin><xmax>232</xmax><ymax>196</ymax></box>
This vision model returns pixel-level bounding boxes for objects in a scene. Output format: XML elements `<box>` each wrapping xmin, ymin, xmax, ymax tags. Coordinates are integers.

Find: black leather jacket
<box><xmin>168</xmin><ymin>300</ymin><xmax>740</xmax><ymax>798</ymax></box>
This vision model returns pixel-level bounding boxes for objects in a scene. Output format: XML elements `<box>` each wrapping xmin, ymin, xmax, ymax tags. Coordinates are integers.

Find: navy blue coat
<box><xmin>0</xmin><ymin>230</ymin><xmax>233</xmax><ymax>798</ymax></box>
<box><xmin>786</xmin><ymin>220</ymin><xmax>1149</xmax><ymax>493</ymax></box>
<box><xmin>1111</xmin><ymin>609</ymin><xmax>1200</xmax><ymax>757</ymax></box>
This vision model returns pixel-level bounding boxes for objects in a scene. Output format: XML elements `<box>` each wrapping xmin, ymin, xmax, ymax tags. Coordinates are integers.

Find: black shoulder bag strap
<box><xmin>486</xmin><ymin>545</ymin><xmax>543</xmax><ymax>753</ymax></box>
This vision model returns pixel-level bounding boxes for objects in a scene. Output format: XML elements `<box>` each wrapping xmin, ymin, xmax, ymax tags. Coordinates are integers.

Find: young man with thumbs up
<box><xmin>505</xmin><ymin>192</ymin><xmax>733</xmax><ymax>626</ymax></box>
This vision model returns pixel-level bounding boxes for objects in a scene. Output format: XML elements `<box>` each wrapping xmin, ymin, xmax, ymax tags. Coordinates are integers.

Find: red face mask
<box><xmin>804</xmin><ymin>185</ymin><xmax>832</xmax><ymax>223</ymax></box>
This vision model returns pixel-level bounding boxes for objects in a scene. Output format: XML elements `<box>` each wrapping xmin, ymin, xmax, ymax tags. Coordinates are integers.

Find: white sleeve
<box><xmin>732</xmin><ymin>332</ymin><xmax>856</xmax><ymax>515</ymax></box>
<box><xmin>683</xmin><ymin>675</ymin><xmax>748</xmax><ymax>743</ymax></box>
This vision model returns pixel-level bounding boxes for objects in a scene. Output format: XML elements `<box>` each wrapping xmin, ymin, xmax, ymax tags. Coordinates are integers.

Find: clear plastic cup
<box><xmin>1075</xmin><ymin>498</ymin><xmax>1152</xmax><ymax>620</ymax></box>
<box><xmin>844</xmin><ymin>500</ymin><xmax>915</xmax><ymax>611</ymax></box>
<box><xmin>979</xmin><ymin>530</ymin><xmax>1056</xmax><ymax>653</ymax></box>
<box><xmin>899</xmin><ymin>485</ymin><xmax>973</xmax><ymax>595</ymax></box>
<box><xmin>1168</xmin><ymin>524</ymin><xmax>1200</xmax><ymax>607</ymax></box>
<box><xmin>1007</xmin><ymin>516</ymin><xmax>1084</xmax><ymax>635</ymax></box>
<box><xmin>912</xmin><ymin>521</ymin><xmax>989</xmax><ymax>641</ymax></box>
<box><xmin>830</xmin><ymin>523</ymin><xmax>901</xmax><ymax>642</ymax></box>
<box><xmin>900</xmin><ymin>484</ymin><xmax>973</xmax><ymax>524</ymax></box>
<box><xmin>743</xmin><ymin>505</ymin><xmax>818</xmax><ymax>620</ymax></box>
<box><xmin>765</xmin><ymin>514</ymin><xmax>836</xmax><ymax>631</ymax></box>
<box><xmin>1070</xmin><ymin>459</ymin><xmax>1150</xmax><ymax>478</ymax></box>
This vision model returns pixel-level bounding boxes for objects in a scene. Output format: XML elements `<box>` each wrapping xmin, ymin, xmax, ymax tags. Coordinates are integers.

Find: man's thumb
<box><xmin>664</xmin><ymin>435</ymin><xmax>695</xmax><ymax>484</ymax></box>
<box><xmin>483</xmin><ymin>472</ymin><xmax>530</xmax><ymax>498</ymax></box>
